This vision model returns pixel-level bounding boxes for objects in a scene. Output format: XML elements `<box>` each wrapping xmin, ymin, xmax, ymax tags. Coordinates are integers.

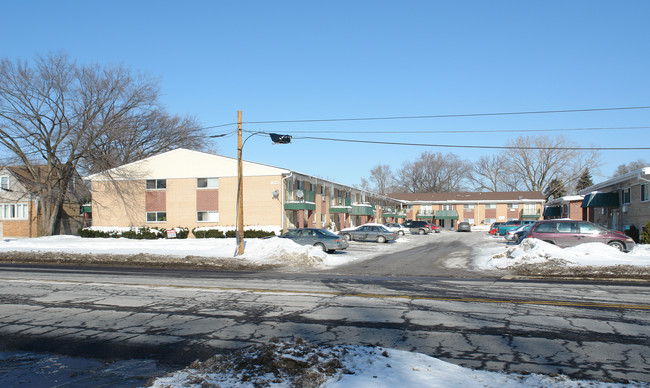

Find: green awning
<box><xmin>284</xmin><ymin>202</ymin><xmax>316</xmax><ymax>211</ymax></box>
<box><xmin>351</xmin><ymin>205</ymin><xmax>375</xmax><ymax>216</ymax></box>
<box><xmin>522</xmin><ymin>213</ymin><xmax>541</xmax><ymax>219</ymax></box>
<box><xmin>543</xmin><ymin>206</ymin><xmax>561</xmax><ymax>217</ymax></box>
<box><xmin>329</xmin><ymin>206</ymin><xmax>350</xmax><ymax>214</ymax></box>
<box><xmin>435</xmin><ymin>210</ymin><xmax>458</xmax><ymax>220</ymax></box>
<box><xmin>581</xmin><ymin>192</ymin><xmax>619</xmax><ymax>208</ymax></box>
<box><xmin>416</xmin><ymin>214</ymin><xmax>435</xmax><ymax>219</ymax></box>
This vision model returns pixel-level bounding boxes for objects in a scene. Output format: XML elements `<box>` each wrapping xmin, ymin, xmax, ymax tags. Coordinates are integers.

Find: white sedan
<box><xmin>384</xmin><ymin>222</ymin><xmax>407</xmax><ymax>236</ymax></box>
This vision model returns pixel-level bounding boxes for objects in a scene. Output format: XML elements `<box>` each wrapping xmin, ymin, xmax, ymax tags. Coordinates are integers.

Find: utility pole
<box><xmin>236</xmin><ymin>110</ymin><xmax>245</xmax><ymax>255</ymax></box>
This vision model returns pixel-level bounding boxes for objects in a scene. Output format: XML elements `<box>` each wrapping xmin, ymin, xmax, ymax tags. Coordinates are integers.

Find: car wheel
<box><xmin>418</xmin><ymin>228</ymin><xmax>425</xmax><ymax>235</ymax></box>
<box><xmin>377</xmin><ymin>235</ymin><xmax>386</xmax><ymax>243</ymax></box>
<box><xmin>398</xmin><ymin>230</ymin><xmax>404</xmax><ymax>236</ymax></box>
<box><xmin>327</xmin><ymin>249</ymin><xmax>336</xmax><ymax>254</ymax></box>
<box><xmin>607</xmin><ymin>241</ymin><xmax>625</xmax><ymax>251</ymax></box>
<box><xmin>314</xmin><ymin>243</ymin><xmax>327</xmax><ymax>252</ymax></box>
<box><xmin>342</xmin><ymin>233</ymin><xmax>351</xmax><ymax>241</ymax></box>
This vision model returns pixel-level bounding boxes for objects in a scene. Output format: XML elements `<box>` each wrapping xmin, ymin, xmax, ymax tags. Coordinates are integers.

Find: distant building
<box><xmin>543</xmin><ymin>195</ymin><xmax>584</xmax><ymax>220</ymax></box>
<box><xmin>388</xmin><ymin>191</ymin><xmax>545</xmax><ymax>230</ymax></box>
<box><xmin>578</xmin><ymin>167</ymin><xmax>650</xmax><ymax>238</ymax></box>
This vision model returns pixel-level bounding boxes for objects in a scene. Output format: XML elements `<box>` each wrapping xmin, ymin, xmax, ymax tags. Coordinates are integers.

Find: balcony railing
<box><xmin>286</xmin><ymin>190</ymin><xmax>315</xmax><ymax>203</ymax></box>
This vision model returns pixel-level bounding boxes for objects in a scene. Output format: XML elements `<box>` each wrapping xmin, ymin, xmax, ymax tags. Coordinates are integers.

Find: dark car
<box><xmin>457</xmin><ymin>222</ymin><xmax>471</xmax><ymax>232</ymax></box>
<box><xmin>524</xmin><ymin>220</ymin><xmax>636</xmax><ymax>251</ymax></box>
<box><xmin>339</xmin><ymin>224</ymin><xmax>398</xmax><ymax>243</ymax></box>
<box><xmin>402</xmin><ymin>220</ymin><xmax>433</xmax><ymax>235</ymax></box>
<box><xmin>280</xmin><ymin>228</ymin><xmax>349</xmax><ymax>253</ymax></box>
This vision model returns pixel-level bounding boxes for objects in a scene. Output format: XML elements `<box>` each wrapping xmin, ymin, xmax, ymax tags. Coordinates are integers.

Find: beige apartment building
<box><xmin>86</xmin><ymin>148</ymin><xmax>404</xmax><ymax>234</ymax></box>
<box><xmin>389</xmin><ymin>191</ymin><xmax>544</xmax><ymax>229</ymax></box>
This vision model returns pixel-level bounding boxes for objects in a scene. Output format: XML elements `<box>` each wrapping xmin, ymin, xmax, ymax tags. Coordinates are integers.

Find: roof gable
<box><xmin>86</xmin><ymin>148</ymin><xmax>290</xmax><ymax>181</ymax></box>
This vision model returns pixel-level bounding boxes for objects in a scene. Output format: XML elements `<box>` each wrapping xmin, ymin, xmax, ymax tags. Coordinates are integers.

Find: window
<box><xmin>0</xmin><ymin>176</ymin><xmax>9</xmax><ymax>191</ymax></box>
<box><xmin>579</xmin><ymin>222</ymin><xmax>606</xmax><ymax>235</ymax></box>
<box><xmin>197</xmin><ymin>211</ymin><xmax>219</xmax><ymax>222</ymax></box>
<box><xmin>507</xmin><ymin>203</ymin><xmax>518</xmax><ymax>210</ymax></box>
<box><xmin>0</xmin><ymin>204</ymin><xmax>28</xmax><ymax>220</ymax></box>
<box><xmin>197</xmin><ymin>178</ymin><xmax>219</xmax><ymax>188</ymax></box>
<box><xmin>642</xmin><ymin>184</ymin><xmax>649</xmax><ymax>202</ymax></box>
<box><xmin>442</xmin><ymin>204</ymin><xmax>453</xmax><ymax>210</ymax></box>
<box><xmin>557</xmin><ymin>222</ymin><xmax>578</xmax><ymax>233</ymax></box>
<box><xmin>464</xmin><ymin>218</ymin><xmax>475</xmax><ymax>224</ymax></box>
<box><xmin>463</xmin><ymin>204</ymin><xmax>474</xmax><ymax>210</ymax></box>
<box><xmin>421</xmin><ymin>205</ymin><xmax>433</xmax><ymax>214</ymax></box>
<box><xmin>146</xmin><ymin>211</ymin><xmax>167</xmax><ymax>222</ymax></box>
<box><xmin>485</xmin><ymin>203</ymin><xmax>496</xmax><ymax>209</ymax></box>
<box><xmin>146</xmin><ymin>179</ymin><xmax>166</xmax><ymax>190</ymax></box>
<box><xmin>622</xmin><ymin>188</ymin><xmax>631</xmax><ymax>204</ymax></box>
<box><xmin>523</xmin><ymin>203</ymin><xmax>537</xmax><ymax>214</ymax></box>
<box><xmin>483</xmin><ymin>218</ymin><xmax>496</xmax><ymax>224</ymax></box>
<box><xmin>535</xmin><ymin>223</ymin><xmax>556</xmax><ymax>233</ymax></box>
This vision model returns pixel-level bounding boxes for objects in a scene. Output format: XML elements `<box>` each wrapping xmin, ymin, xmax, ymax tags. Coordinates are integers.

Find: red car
<box><xmin>488</xmin><ymin>222</ymin><xmax>504</xmax><ymax>235</ymax></box>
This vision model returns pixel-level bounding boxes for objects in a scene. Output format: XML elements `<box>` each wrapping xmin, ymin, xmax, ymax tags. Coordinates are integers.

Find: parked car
<box><xmin>457</xmin><ymin>222</ymin><xmax>471</xmax><ymax>232</ymax></box>
<box><xmin>279</xmin><ymin>228</ymin><xmax>349</xmax><ymax>253</ymax></box>
<box><xmin>524</xmin><ymin>220</ymin><xmax>636</xmax><ymax>251</ymax></box>
<box><xmin>429</xmin><ymin>223</ymin><xmax>441</xmax><ymax>233</ymax></box>
<box><xmin>504</xmin><ymin>224</ymin><xmax>528</xmax><ymax>241</ymax></box>
<box><xmin>384</xmin><ymin>222</ymin><xmax>407</xmax><ymax>236</ymax></box>
<box><xmin>497</xmin><ymin>220</ymin><xmax>535</xmax><ymax>236</ymax></box>
<box><xmin>339</xmin><ymin>224</ymin><xmax>398</xmax><ymax>243</ymax></box>
<box><xmin>513</xmin><ymin>225</ymin><xmax>531</xmax><ymax>244</ymax></box>
<box><xmin>402</xmin><ymin>220</ymin><xmax>432</xmax><ymax>235</ymax></box>
<box><xmin>488</xmin><ymin>222</ymin><xmax>504</xmax><ymax>235</ymax></box>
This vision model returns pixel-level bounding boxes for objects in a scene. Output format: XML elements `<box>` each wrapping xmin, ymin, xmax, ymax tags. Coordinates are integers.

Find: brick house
<box><xmin>542</xmin><ymin>195</ymin><xmax>584</xmax><ymax>220</ymax></box>
<box><xmin>0</xmin><ymin>165</ymin><xmax>89</xmax><ymax>237</ymax></box>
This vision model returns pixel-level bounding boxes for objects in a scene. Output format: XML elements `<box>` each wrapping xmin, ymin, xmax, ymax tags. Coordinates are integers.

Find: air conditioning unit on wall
<box><xmin>621</xmin><ymin>204</ymin><xmax>629</xmax><ymax>213</ymax></box>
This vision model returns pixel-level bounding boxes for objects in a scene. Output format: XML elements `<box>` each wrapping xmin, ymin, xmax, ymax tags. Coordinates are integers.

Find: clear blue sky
<box><xmin>1</xmin><ymin>1</ymin><xmax>649</xmax><ymax>188</ymax></box>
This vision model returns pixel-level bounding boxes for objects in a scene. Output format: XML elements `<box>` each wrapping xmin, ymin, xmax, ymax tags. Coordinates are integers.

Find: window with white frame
<box><xmin>146</xmin><ymin>211</ymin><xmax>167</xmax><ymax>222</ymax></box>
<box><xmin>1</xmin><ymin>176</ymin><xmax>9</xmax><ymax>191</ymax></box>
<box><xmin>622</xmin><ymin>188</ymin><xmax>631</xmax><ymax>204</ymax></box>
<box><xmin>0</xmin><ymin>203</ymin><xmax>28</xmax><ymax>220</ymax></box>
<box><xmin>197</xmin><ymin>178</ymin><xmax>219</xmax><ymax>188</ymax></box>
<box><xmin>484</xmin><ymin>218</ymin><xmax>496</xmax><ymax>224</ymax></box>
<box><xmin>146</xmin><ymin>179</ymin><xmax>166</xmax><ymax>190</ymax></box>
<box><xmin>507</xmin><ymin>203</ymin><xmax>518</xmax><ymax>209</ymax></box>
<box><xmin>197</xmin><ymin>211</ymin><xmax>219</xmax><ymax>222</ymax></box>
<box><xmin>442</xmin><ymin>204</ymin><xmax>453</xmax><ymax>210</ymax></box>
<box><xmin>485</xmin><ymin>203</ymin><xmax>496</xmax><ymax>209</ymax></box>
<box><xmin>464</xmin><ymin>218</ymin><xmax>475</xmax><ymax>224</ymax></box>
<box><xmin>463</xmin><ymin>204</ymin><xmax>474</xmax><ymax>210</ymax></box>
<box><xmin>421</xmin><ymin>204</ymin><xmax>433</xmax><ymax>214</ymax></box>
<box><xmin>523</xmin><ymin>203</ymin><xmax>537</xmax><ymax>214</ymax></box>
<box><xmin>642</xmin><ymin>183</ymin><xmax>649</xmax><ymax>202</ymax></box>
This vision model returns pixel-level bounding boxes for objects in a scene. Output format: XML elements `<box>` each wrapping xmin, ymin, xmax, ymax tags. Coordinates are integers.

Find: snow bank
<box><xmin>484</xmin><ymin>238</ymin><xmax>650</xmax><ymax>269</ymax></box>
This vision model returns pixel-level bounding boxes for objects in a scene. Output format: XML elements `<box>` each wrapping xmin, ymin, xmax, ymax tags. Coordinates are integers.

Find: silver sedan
<box><xmin>339</xmin><ymin>225</ymin><xmax>398</xmax><ymax>243</ymax></box>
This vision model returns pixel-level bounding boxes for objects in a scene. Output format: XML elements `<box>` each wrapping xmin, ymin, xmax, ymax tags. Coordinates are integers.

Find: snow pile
<box><xmin>0</xmin><ymin>235</ymin><xmax>326</xmax><ymax>266</ymax></box>
<box><xmin>149</xmin><ymin>340</ymin><xmax>642</xmax><ymax>388</ymax></box>
<box><xmin>487</xmin><ymin>238</ymin><xmax>650</xmax><ymax>269</ymax></box>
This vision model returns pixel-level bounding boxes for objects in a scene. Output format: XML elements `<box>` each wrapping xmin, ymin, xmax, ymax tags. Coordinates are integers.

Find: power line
<box><xmin>231</xmin><ymin>105</ymin><xmax>650</xmax><ymax>126</ymax></box>
<box><xmin>249</xmin><ymin>125</ymin><xmax>650</xmax><ymax>135</ymax></box>
<box><xmin>282</xmin><ymin>134</ymin><xmax>650</xmax><ymax>151</ymax></box>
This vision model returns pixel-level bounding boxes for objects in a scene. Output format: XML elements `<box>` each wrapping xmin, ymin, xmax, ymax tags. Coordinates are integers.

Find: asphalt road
<box><xmin>0</xmin><ymin>233</ymin><xmax>648</xmax><ymax>385</ymax></box>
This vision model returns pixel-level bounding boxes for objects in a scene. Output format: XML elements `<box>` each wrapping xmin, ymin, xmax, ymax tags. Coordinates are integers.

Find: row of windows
<box><xmin>0</xmin><ymin>203</ymin><xmax>29</xmax><ymax>220</ymax></box>
<box><xmin>146</xmin><ymin>211</ymin><xmax>219</xmax><ymax>223</ymax></box>
<box><xmin>146</xmin><ymin>178</ymin><xmax>219</xmax><ymax>190</ymax></box>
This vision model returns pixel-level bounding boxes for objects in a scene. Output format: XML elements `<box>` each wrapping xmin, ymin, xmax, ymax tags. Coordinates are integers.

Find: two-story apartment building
<box><xmin>86</xmin><ymin>148</ymin><xmax>405</xmax><ymax>234</ymax></box>
<box><xmin>388</xmin><ymin>191</ymin><xmax>545</xmax><ymax>229</ymax></box>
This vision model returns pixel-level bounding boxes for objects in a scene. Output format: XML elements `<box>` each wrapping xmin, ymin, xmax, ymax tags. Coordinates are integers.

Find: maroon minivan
<box><xmin>525</xmin><ymin>220</ymin><xmax>635</xmax><ymax>252</ymax></box>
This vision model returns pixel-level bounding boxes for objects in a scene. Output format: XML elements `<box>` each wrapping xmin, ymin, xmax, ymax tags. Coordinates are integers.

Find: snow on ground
<box><xmin>149</xmin><ymin>341</ymin><xmax>646</xmax><ymax>388</ymax></box>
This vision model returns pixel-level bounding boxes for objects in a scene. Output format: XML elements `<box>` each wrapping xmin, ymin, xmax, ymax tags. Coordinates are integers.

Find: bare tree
<box><xmin>0</xmin><ymin>53</ymin><xmax>208</xmax><ymax>235</ymax></box>
<box><xmin>398</xmin><ymin>151</ymin><xmax>469</xmax><ymax>193</ymax></box>
<box><xmin>367</xmin><ymin>164</ymin><xmax>397</xmax><ymax>194</ymax></box>
<box><xmin>612</xmin><ymin>159</ymin><xmax>647</xmax><ymax>177</ymax></box>
<box><xmin>505</xmin><ymin>135</ymin><xmax>600</xmax><ymax>193</ymax></box>
<box><xmin>468</xmin><ymin>154</ymin><xmax>520</xmax><ymax>192</ymax></box>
